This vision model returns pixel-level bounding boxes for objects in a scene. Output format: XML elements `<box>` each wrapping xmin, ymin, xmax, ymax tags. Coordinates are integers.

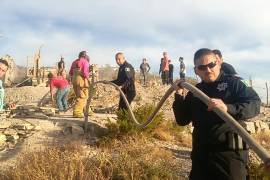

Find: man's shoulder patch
<box><xmin>240</xmin><ymin>79</ymin><xmax>250</xmax><ymax>87</ymax></box>
<box><xmin>125</xmin><ymin>67</ymin><xmax>130</xmax><ymax>72</ymax></box>
<box><xmin>217</xmin><ymin>82</ymin><xmax>228</xmax><ymax>91</ymax></box>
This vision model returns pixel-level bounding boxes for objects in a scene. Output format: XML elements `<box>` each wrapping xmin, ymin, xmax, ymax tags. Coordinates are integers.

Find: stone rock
<box><xmin>6</xmin><ymin>134</ymin><xmax>19</xmax><ymax>142</ymax></box>
<box><xmin>40</xmin><ymin>107</ymin><xmax>56</xmax><ymax>116</ymax></box>
<box><xmin>34</xmin><ymin>125</ymin><xmax>42</xmax><ymax>131</ymax></box>
<box><xmin>0</xmin><ymin>120</ymin><xmax>12</xmax><ymax>129</ymax></box>
<box><xmin>12</xmin><ymin>123</ymin><xmax>35</xmax><ymax>131</ymax></box>
<box><xmin>71</xmin><ymin>125</ymin><xmax>84</xmax><ymax>135</ymax></box>
<box><xmin>63</xmin><ymin>127</ymin><xmax>72</xmax><ymax>135</ymax></box>
<box><xmin>241</xmin><ymin>122</ymin><xmax>256</xmax><ymax>134</ymax></box>
<box><xmin>16</xmin><ymin>130</ymin><xmax>32</xmax><ymax>138</ymax></box>
<box><xmin>254</xmin><ymin>121</ymin><xmax>261</xmax><ymax>133</ymax></box>
<box><xmin>16</xmin><ymin>130</ymin><xmax>28</xmax><ymax>136</ymax></box>
<box><xmin>0</xmin><ymin>133</ymin><xmax>7</xmax><ymax>145</ymax></box>
<box><xmin>4</xmin><ymin>128</ymin><xmax>20</xmax><ymax>142</ymax></box>
<box><xmin>259</xmin><ymin>122</ymin><xmax>269</xmax><ymax>132</ymax></box>
<box><xmin>3</xmin><ymin>128</ymin><xmax>18</xmax><ymax>136</ymax></box>
<box><xmin>63</xmin><ymin>124</ymin><xmax>84</xmax><ymax>136</ymax></box>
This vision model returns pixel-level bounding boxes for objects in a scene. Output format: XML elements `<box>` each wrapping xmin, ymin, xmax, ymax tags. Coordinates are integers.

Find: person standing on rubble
<box><xmin>57</xmin><ymin>57</ymin><xmax>67</xmax><ymax>78</ymax></box>
<box><xmin>179</xmin><ymin>57</ymin><xmax>186</xmax><ymax>79</ymax></box>
<box><xmin>168</xmin><ymin>60</ymin><xmax>174</xmax><ymax>84</ymax></box>
<box><xmin>111</xmin><ymin>52</ymin><xmax>136</xmax><ymax>111</ymax></box>
<box><xmin>159</xmin><ymin>52</ymin><xmax>170</xmax><ymax>85</ymax></box>
<box><xmin>0</xmin><ymin>59</ymin><xmax>15</xmax><ymax>111</ymax></box>
<box><xmin>47</xmin><ymin>72</ymin><xmax>70</xmax><ymax>112</ymax></box>
<box><xmin>69</xmin><ymin>51</ymin><xmax>90</xmax><ymax>118</ymax></box>
<box><xmin>139</xmin><ymin>58</ymin><xmax>151</xmax><ymax>86</ymax></box>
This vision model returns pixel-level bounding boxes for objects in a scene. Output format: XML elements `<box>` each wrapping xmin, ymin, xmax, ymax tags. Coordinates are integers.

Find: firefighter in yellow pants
<box><xmin>69</xmin><ymin>51</ymin><xmax>91</xmax><ymax>118</ymax></box>
<box><xmin>72</xmin><ymin>72</ymin><xmax>89</xmax><ymax>117</ymax></box>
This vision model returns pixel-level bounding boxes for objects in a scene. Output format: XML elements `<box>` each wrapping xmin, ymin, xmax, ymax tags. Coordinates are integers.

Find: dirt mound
<box><xmin>5</xmin><ymin>86</ymin><xmax>49</xmax><ymax>105</ymax></box>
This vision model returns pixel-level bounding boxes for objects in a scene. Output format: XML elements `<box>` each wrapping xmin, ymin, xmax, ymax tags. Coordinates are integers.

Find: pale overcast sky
<box><xmin>0</xmin><ymin>0</ymin><xmax>270</xmax><ymax>101</ymax></box>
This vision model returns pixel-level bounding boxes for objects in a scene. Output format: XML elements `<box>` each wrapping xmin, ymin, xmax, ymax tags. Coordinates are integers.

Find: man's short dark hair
<box><xmin>0</xmin><ymin>59</ymin><xmax>9</xmax><ymax>69</ymax></box>
<box><xmin>78</xmin><ymin>51</ymin><xmax>87</xmax><ymax>58</ymax></box>
<box><xmin>212</xmin><ymin>49</ymin><xmax>222</xmax><ymax>58</ymax></box>
<box><xmin>47</xmin><ymin>72</ymin><xmax>54</xmax><ymax>79</ymax></box>
<box><xmin>193</xmin><ymin>48</ymin><xmax>214</xmax><ymax>64</ymax></box>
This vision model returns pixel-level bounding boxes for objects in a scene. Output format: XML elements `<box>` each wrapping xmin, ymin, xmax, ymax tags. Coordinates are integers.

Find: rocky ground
<box><xmin>0</xmin><ymin>80</ymin><xmax>270</xmax><ymax>178</ymax></box>
<box><xmin>0</xmin><ymin>80</ymin><xmax>191</xmax><ymax>175</ymax></box>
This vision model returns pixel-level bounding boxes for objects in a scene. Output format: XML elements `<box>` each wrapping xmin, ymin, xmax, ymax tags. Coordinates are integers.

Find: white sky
<box><xmin>0</xmin><ymin>0</ymin><xmax>270</xmax><ymax>101</ymax></box>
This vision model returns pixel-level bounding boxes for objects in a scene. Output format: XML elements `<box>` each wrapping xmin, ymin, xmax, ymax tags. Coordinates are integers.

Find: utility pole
<box><xmin>249</xmin><ymin>76</ymin><xmax>253</xmax><ymax>87</ymax></box>
<box><xmin>266</xmin><ymin>82</ymin><xmax>269</xmax><ymax>106</ymax></box>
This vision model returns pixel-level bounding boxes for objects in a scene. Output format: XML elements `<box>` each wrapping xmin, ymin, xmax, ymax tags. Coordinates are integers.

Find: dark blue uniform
<box><xmin>221</xmin><ymin>62</ymin><xmax>237</xmax><ymax>76</ymax></box>
<box><xmin>112</xmin><ymin>61</ymin><xmax>136</xmax><ymax>110</ymax></box>
<box><xmin>173</xmin><ymin>72</ymin><xmax>261</xmax><ymax>180</ymax></box>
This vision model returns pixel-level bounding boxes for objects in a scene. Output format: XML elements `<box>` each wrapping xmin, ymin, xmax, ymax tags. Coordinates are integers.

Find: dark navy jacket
<box><xmin>111</xmin><ymin>61</ymin><xmax>136</xmax><ymax>93</ymax></box>
<box><xmin>173</xmin><ymin>72</ymin><xmax>261</xmax><ymax>156</ymax></box>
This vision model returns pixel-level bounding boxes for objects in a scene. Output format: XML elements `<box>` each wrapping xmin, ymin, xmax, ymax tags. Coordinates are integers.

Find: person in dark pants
<box><xmin>179</xmin><ymin>57</ymin><xmax>186</xmax><ymax>79</ymax></box>
<box><xmin>57</xmin><ymin>57</ymin><xmax>67</xmax><ymax>78</ymax></box>
<box><xmin>140</xmin><ymin>58</ymin><xmax>151</xmax><ymax>86</ymax></box>
<box><xmin>159</xmin><ymin>52</ymin><xmax>170</xmax><ymax>85</ymax></box>
<box><xmin>111</xmin><ymin>52</ymin><xmax>136</xmax><ymax>110</ymax></box>
<box><xmin>168</xmin><ymin>60</ymin><xmax>174</xmax><ymax>84</ymax></box>
<box><xmin>173</xmin><ymin>48</ymin><xmax>261</xmax><ymax>180</ymax></box>
<box><xmin>212</xmin><ymin>49</ymin><xmax>238</xmax><ymax>76</ymax></box>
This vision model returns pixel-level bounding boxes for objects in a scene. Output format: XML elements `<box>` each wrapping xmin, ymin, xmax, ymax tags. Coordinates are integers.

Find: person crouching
<box><xmin>47</xmin><ymin>73</ymin><xmax>70</xmax><ymax>112</ymax></box>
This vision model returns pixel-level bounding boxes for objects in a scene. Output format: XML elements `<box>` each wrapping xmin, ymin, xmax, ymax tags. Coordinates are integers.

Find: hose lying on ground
<box><xmin>84</xmin><ymin>80</ymin><xmax>270</xmax><ymax>164</ymax></box>
<box><xmin>12</xmin><ymin>77</ymin><xmax>32</xmax><ymax>88</ymax></box>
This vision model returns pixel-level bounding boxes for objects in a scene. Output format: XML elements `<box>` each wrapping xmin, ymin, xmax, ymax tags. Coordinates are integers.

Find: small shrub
<box><xmin>0</xmin><ymin>136</ymin><xmax>180</xmax><ymax>180</ymax></box>
<box><xmin>0</xmin><ymin>142</ymin><xmax>110</xmax><ymax>180</ymax></box>
<box><xmin>248</xmin><ymin>162</ymin><xmax>270</xmax><ymax>179</ymax></box>
<box><xmin>106</xmin><ymin>104</ymin><xmax>164</xmax><ymax>137</ymax></box>
<box><xmin>253</xmin><ymin>132</ymin><xmax>270</xmax><ymax>149</ymax></box>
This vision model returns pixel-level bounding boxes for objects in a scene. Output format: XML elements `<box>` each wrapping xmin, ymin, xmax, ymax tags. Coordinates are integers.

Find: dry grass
<box><xmin>0</xmin><ymin>134</ymin><xmax>182</xmax><ymax>180</ymax></box>
<box><xmin>153</xmin><ymin>121</ymin><xmax>192</xmax><ymax>148</ymax></box>
<box><xmin>0</xmin><ymin>142</ymin><xmax>112</xmax><ymax>180</ymax></box>
<box><xmin>253</xmin><ymin>131</ymin><xmax>270</xmax><ymax>149</ymax></box>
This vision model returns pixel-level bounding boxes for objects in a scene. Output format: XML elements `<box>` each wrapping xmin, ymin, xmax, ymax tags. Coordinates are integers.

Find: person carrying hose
<box><xmin>173</xmin><ymin>48</ymin><xmax>261</xmax><ymax>179</ymax></box>
<box><xmin>69</xmin><ymin>51</ymin><xmax>90</xmax><ymax>118</ymax></box>
<box><xmin>111</xmin><ymin>52</ymin><xmax>136</xmax><ymax>111</ymax></box>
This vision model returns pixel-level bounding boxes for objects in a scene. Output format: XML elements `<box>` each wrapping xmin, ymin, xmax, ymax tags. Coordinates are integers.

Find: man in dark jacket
<box><xmin>213</xmin><ymin>49</ymin><xmax>238</xmax><ymax>76</ymax></box>
<box><xmin>111</xmin><ymin>52</ymin><xmax>136</xmax><ymax>110</ymax></box>
<box><xmin>173</xmin><ymin>48</ymin><xmax>261</xmax><ymax>180</ymax></box>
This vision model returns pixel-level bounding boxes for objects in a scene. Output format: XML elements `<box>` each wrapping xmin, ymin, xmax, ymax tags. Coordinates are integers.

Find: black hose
<box><xmin>84</xmin><ymin>80</ymin><xmax>270</xmax><ymax>164</ymax></box>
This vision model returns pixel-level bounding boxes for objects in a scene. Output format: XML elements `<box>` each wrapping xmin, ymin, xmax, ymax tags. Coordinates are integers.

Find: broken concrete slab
<box><xmin>6</xmin><ymin>134</ymin><xmax>19</xmax><ymax>142</ymax></box>
<box><xmin>241</xmin><ymin>121</ymin><xmax>256</xmax><ymax>134</ymax></box>
<box><xmin>0</xmin><ymin>134</ymin><xmax>7</xmax><ymax>146</ymax></box>
<box><xmin>3</xmin><ymin>128</ymin><xmax>18</xmax><ymax>136</ymax></box>
<box><xmin>63</xmin><ymin>124</ymin><xmax>84</xmax><ymax>136</ymax></box>
<box><xmin>0</xmin><ymin>120</ymin><xmax>12</xmax><ymax>129</ymax></box>
<box><xmin>12</xmin><ymin>123</ymin><xmax>35</xmax><ymax>131</ymax></box>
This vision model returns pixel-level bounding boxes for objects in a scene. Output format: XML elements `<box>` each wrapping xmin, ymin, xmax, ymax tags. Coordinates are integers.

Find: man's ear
<box><xmin>215</xmin><ymin>54</ymin><xmax>222</xmax><ymax>65</ymax></box>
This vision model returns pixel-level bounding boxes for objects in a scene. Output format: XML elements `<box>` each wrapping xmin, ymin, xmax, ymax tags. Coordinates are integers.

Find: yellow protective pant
<box><xmin>72</xmin><ymin>74</ymin><xmax>89</xmax><ymax>117</ymax></box>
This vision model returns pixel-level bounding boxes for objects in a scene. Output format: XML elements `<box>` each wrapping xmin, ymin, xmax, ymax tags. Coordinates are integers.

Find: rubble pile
<box><xmin>0</xmin><ymin>119</ymin><xmax>39</xmax><ymax>151</ymax></box>
<box><xmin>91</xmin><ymin>84</ymin><xmax>120</xmax><ymax>113</ymax></box>
<box><xmin>241</xmin><ymin>107</ymin><xmax>270</xmax><ymax>134</ymax></box>
<box><xmin>5</xmin><ymin>86</ymin><xmax>49</xmax><ymax>105</ymax></box>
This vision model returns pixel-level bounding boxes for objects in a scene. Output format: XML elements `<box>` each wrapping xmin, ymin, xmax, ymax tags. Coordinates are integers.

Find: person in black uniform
<box><xmin>111</xmin><ymin>52</ymin><xmax>136</xmax><ymax>110</ymax></box>
<box><xmin>173</xmin><ymin>48</ymin><xmax>261</xmax><ymax>180</ymax></box>
<box><xmin>179</xmin><ymin>57</ymin><xmax>186</xmax><ymax>79</ymax></box>
<box><xmin>213</xmin><ymin>49</ymin><xmax>238</xmax><ymax>76</ymax></box>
